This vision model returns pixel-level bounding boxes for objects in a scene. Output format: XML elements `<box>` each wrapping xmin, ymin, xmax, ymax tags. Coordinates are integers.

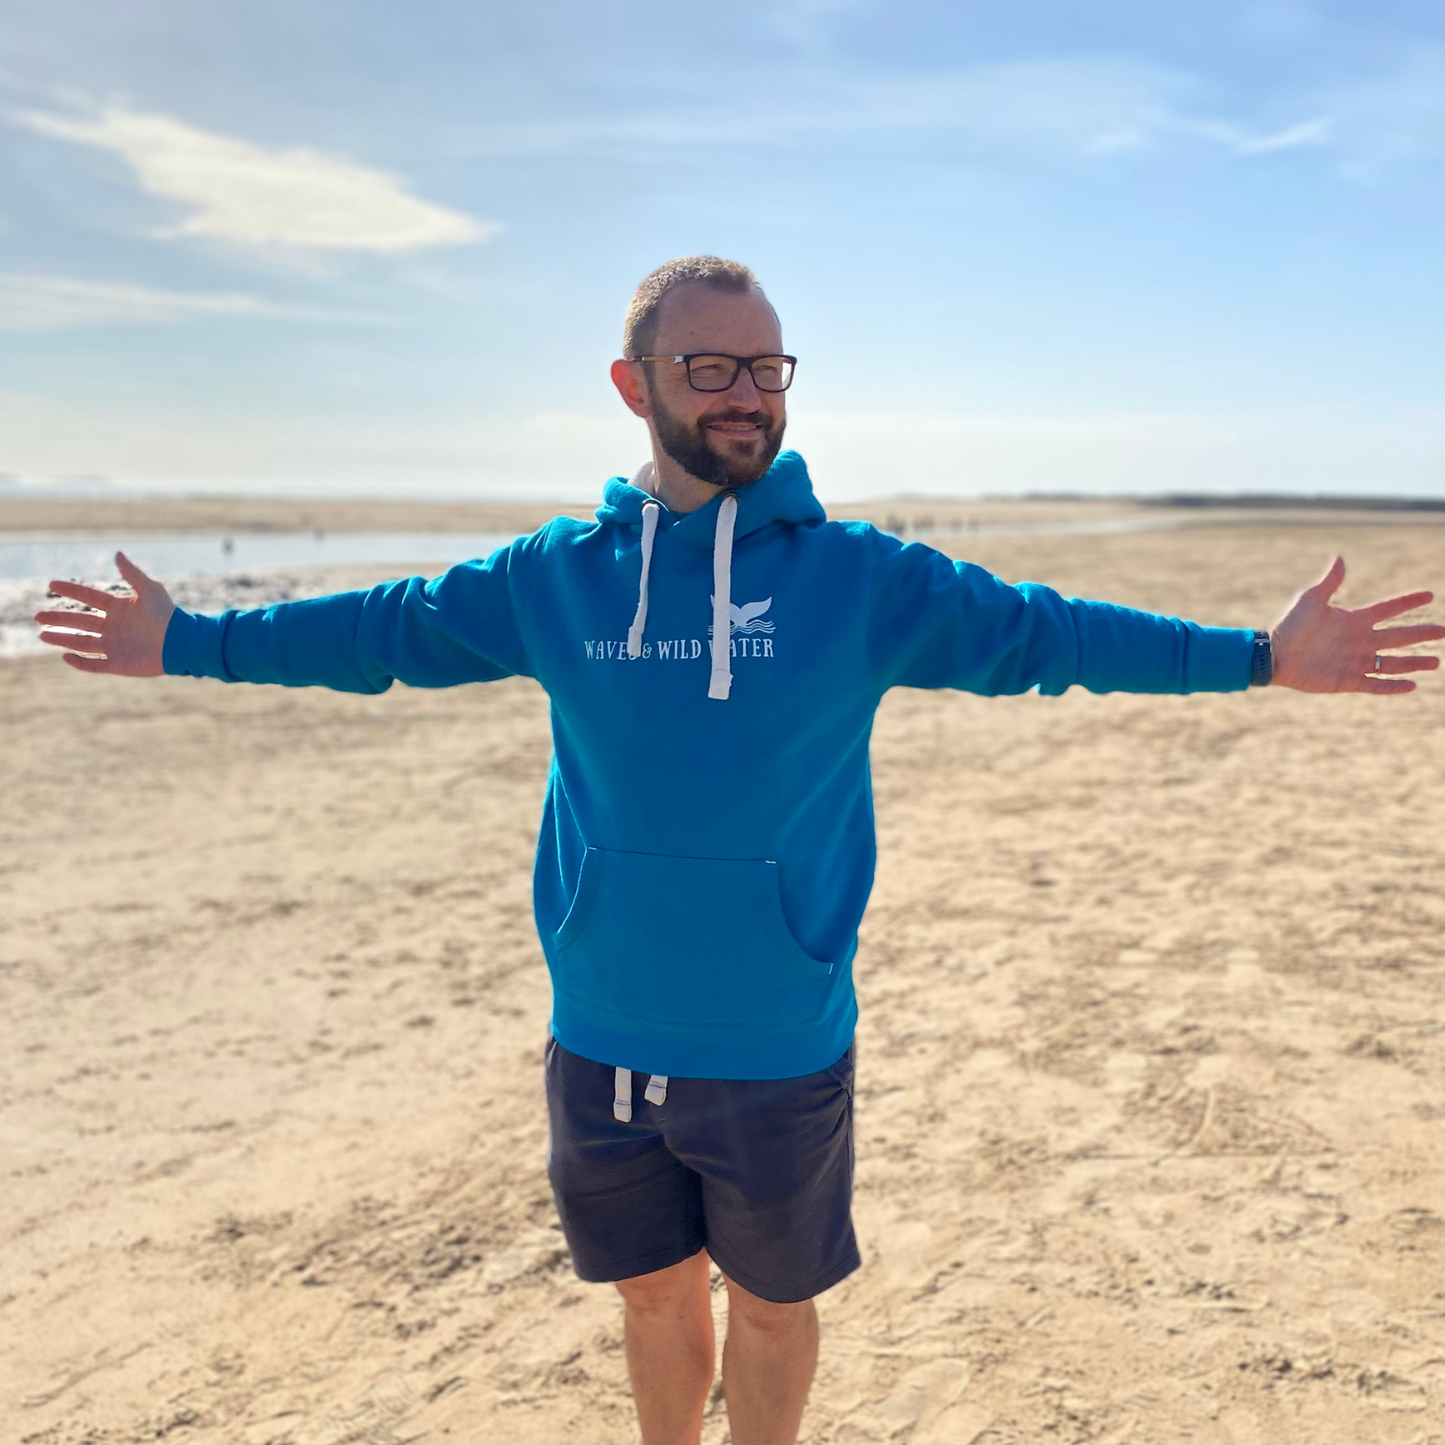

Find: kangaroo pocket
<box><xmin>552</xmin><ymin>848</ymin><xmax>834</xmax><ymax>1028</ymax></box>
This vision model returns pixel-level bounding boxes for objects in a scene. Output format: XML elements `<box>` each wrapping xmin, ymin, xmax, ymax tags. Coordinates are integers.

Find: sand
<box><xmin>2</xmin><ymin>510</ymin><xmax>1441</xmax><ymax>1445</ymax></box>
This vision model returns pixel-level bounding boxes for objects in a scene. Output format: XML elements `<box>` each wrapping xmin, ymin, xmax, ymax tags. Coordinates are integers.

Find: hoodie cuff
<box><xmin>1186</xmin><ymin>624</ymin><xmax>1255</xmax><ymax>693</ymax></box>
<box><xmin>162</xmin><ymin>608</ymin><xmax>235</xmax><ymax>680</ymax></box>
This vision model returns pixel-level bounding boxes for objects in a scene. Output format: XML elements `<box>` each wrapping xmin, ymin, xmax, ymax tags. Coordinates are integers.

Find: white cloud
<box><xmin>1232</xmin><ymin>116</ymin><xmax>1334</xmax><ymax>154</ymax></box>
<box><xmin>1186</xmin><ymin>112</ymin><xmax>1335</xmax><ymax>155</ymax></box>
<box><xmin>458</xmin><ymin>57</ymin><xmax>1194</xmax><ymax>159</ymax></box>
<box><xmin>844</xmin><ymin>58</ymin><xmax>1183</xmax><ymax>155</ymax></box>
<box><xmin>798</xmin><ymin>52</ymin><xmax>1438</xmax><ymax>170</ymax></box>
<box><xmin>811</xmin><ymin>60</ymin><xmax>1352</xmax><ymax>161</ymax></box>
<box><xmin>15</xmin><ymin>104</ymin><xmax>496</xmax><ymax>252</ymax></box>
<box><xmin>0</xmin><ymin>274</ymin><xmax>385</xmax><ymax>331</ymax></box>
<box><xmin>456</xmin><ymin>52</ymin><xmax>1430</xmax><ymax>173</ymax></box>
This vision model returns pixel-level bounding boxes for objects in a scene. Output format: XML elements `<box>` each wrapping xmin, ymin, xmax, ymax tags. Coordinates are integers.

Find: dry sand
<box><xmin>2</xmin><ymin>510</ymin><xmax>1441</xmax><ymax>1445</ymax></box>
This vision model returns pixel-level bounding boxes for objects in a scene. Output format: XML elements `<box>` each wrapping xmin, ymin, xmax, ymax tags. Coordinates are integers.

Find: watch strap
<box><xmin>1249</xmin><ymin>630</ymin><xmax>1273</xmax><ymax>687</ymax></box>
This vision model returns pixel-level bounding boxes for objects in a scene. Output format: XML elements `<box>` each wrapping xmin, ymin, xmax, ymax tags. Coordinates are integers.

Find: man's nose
<box><xmin>724</xmin><ymin>366</ymin><xmax>762</xmax><ymax>407</ymax></box>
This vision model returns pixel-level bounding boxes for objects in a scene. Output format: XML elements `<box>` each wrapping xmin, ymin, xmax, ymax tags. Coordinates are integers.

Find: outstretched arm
<box><xmin>35</xmin><ymin>545</ymin><xmax>535</xmax><ymax>691</ymax></box>
<box><xmin>867</xmin><ymin>531</ymin><xmax>1442</xmax><ymax>699</ymax></box>
<box><xmin>1270</xmin><ymin>555</ymin><xmax>1442</xmax><ymax>694</ymax></box>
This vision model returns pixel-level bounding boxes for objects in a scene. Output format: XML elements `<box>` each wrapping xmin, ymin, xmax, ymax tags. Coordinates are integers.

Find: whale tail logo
<box><xmin>709</xmin><ymin>597</ymin><xmax>775</xmax><ymax>635</ymax></box>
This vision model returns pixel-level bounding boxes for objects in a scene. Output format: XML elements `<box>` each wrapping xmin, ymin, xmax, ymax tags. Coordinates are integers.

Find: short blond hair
<box><xmin>623</xmin><ymin>255</ymin><xmax>760</xmax><ymax>358</ymax></box>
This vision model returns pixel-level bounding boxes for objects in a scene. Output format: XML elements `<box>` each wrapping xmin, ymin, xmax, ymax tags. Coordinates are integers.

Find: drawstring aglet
<box><xmin>613</xmin><ymin>1066</ymin><xmax>632</xmax><ymax>1123</ymax></box>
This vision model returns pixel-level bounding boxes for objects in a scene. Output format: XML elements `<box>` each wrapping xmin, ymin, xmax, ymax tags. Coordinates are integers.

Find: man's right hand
<box><xmin>34</xmin><ymin>552</ymin><xmax>175</xmax><ymax>676</ymax></box>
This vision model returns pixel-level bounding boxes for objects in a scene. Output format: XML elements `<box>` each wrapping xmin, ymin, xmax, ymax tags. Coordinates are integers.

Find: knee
<box><xmin>615</xmin><ymin>1252</ymin><xmax>709</xmax><ymax>1318</ymax></box>
<box><xmin>724</xmin><ymin>1278</ymin><xmax>815</xmax><ymax>1336</ymax></box>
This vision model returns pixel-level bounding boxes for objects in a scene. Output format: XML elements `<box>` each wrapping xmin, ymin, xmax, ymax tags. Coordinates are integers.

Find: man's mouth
<box><xmin>703</xmin><ymin>414</ymin><xmax>769</xmax><ymax>442</ymax></box>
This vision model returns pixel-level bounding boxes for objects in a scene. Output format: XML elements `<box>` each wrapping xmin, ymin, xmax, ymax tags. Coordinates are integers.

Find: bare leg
<box><xmin>615</xmin><ymin>1250</ymin><xmax>715</xmax><ymax>1445</ymax></box>
<box><xmin>721</xmin><ymin>1275</ymin><xmax>819</xmax><ymax>1445</ymax></box>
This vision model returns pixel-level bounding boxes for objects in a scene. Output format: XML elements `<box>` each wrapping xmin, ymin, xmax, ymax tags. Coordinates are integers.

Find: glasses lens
<box><xmin>686</xmin><ymin>355</ymin><xmax>740</xmax><ymax>391</ymax></box>
<box><xmin>750</xmin><ymin>356</ymin><xmax>794</xmax><ymax>392</ymax></box>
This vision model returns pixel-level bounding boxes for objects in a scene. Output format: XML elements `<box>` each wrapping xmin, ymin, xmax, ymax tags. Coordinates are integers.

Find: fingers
<box><xmin>1371</xmin><ymin>623</ymin><xmax>1445</xmax><ymax>649</ymax></box>
<box><xmin>114</xmin><ymin>550</ymin><xmax>155</xmax><ymax>590</ymax></box>
<box><xmin>1307</xmin><ymin>554</ymin><xmax>1346</xmax><ymax>602</ymax></box>
<box><xmin>61</xmin><ymin>652</ymin><xmax>117</xmax><ymax>674</ymax></box>
<box><xmin>34</xmin><ymin>609</ymin><xmax>106</xmax><ymax>633</ymax></box>
<box><xmin>1360</xmin><ymin>589</ymin><xmax>1436</xmax><ymax>623</ymax></box>
<box><xmin>1358</xmin><ymin>675</ymin><xmax>1415</xmax><ymax>695</ymax></box>
<box><xmin>47</xmin><ymin>579</ymin><xmax>123</xmax><ymax>609</ymax></box>
<box><xmin>38</xmin><ymin>629</ymin><xmax>107</xmax><ymax>654</ymax></box>
<box><xmin>1372</xmin><ymin>654</ymin><xmax>1440</xmax><ymax>674</ymax></box>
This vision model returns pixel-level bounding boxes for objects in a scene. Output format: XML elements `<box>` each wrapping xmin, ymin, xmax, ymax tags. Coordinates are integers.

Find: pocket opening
<box><xmin>551</xmin><ymin>847</ymin><xmax>833</xmax><ymax>1028</ymax></box>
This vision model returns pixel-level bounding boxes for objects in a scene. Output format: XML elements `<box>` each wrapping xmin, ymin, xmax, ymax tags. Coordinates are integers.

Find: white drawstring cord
<box><xmin>613</xmin><ymin>1067</ymin><xmax>668</xmax><ymax>1120</ymax></box>
<box><xmin>626</xmin><ymin>500</ymin><xmax>659</xmax><ymax>659</ymax></box>
<box><xmin>708</xmin><ymin>493</ymin><xmax>738</xmax><ymax>700</ymax></box>
<box><xmin>622</xmin><ymin>466</ymin><xmax>738</xmax><ymax>698</ymax></box>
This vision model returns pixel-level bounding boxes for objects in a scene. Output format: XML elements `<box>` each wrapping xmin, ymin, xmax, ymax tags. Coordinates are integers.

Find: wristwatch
<box><xmin>1249</xmin><ymin>630</ymin><xmax>1273</xmax><ymax>687</ymax></box>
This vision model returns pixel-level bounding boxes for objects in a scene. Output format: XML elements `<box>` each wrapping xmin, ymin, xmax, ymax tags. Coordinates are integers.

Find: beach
<box><xmin>2</xmin><ymin>503</ymin><xmax>1441</xmax><ymax>1444</ymax></box>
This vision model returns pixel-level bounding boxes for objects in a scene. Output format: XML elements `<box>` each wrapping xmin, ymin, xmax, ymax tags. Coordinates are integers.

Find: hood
<box><xmin>595</xmin><ymin>449</ymin><xmax>826</xmax><ymax>547</ymax></box>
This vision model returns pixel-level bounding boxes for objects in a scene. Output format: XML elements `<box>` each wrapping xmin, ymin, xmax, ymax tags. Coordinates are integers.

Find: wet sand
<box><xmin>2</xmin><ymin>509</ymin><xmax>1441</xmax><ymax>1444</ymax></box>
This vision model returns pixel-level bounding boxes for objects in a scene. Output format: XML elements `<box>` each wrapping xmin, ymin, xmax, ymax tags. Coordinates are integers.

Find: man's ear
<box><xmin>610</xmin><ymin>359</ymin><xmax>652</xmax><ymax>419</ymax></box>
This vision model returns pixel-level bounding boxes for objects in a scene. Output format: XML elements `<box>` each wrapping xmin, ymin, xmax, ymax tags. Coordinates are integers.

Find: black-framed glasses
<box><xmin>635</xmin><ymin>353</ymin><xmax>798</xmax><ymax>393</ymax></box>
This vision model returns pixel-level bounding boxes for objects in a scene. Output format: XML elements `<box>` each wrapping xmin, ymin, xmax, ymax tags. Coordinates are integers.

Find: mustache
<box><xmin>698</xmin><ymin>407</ymin><xmax>772</xmax><ymax>427</ymax></box>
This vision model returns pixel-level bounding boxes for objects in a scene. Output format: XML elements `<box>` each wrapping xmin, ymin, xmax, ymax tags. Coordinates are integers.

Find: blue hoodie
<box><xmin>163</xmin><ymin>451</ymin><xmax>1253</xmax><ymax>1079</ymax></box>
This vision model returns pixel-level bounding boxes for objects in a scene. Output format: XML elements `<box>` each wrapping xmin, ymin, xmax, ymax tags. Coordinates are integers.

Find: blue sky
<box><xmin>1</xmin><ymin>0</ymin><xmax>1440</xmax><ymax>499</ymax></box>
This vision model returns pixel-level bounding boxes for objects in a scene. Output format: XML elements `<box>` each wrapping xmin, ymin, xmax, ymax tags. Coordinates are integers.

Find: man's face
<box><xmin>637</xmin><ymin>284</ymin><xmax>787</xmax><ymax>488</ymax></box>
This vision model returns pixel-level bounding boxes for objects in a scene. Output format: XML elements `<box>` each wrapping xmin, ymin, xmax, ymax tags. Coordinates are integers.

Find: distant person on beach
<box><xmin>35</xmin><ymin>256</ymin><xmax>1443</xmax><ymax>1445</ymax></box>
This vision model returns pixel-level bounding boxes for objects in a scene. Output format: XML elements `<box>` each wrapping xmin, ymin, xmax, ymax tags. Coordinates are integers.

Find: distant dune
<box><xmin>2</xmin><ymin>490</ymin><xmax>1440</xmax><ymax>535</ymax></box>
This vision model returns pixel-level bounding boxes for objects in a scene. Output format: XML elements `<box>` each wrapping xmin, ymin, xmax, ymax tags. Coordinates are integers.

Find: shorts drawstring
<box><xmin>613</xmin><ymin>1067</ymin><xmax>669</xmax><ymax>1121</ymax></box>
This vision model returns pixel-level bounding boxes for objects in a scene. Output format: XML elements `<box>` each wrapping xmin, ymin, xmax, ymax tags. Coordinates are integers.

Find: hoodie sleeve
<box><xmin>865</xmin><ymin>530</ymin><xmax>1253</xmax><ymax>697</ymax></box>
<box><xmin>162</xmin><ymin>537</ymin><xmax>536</xmax><ymax>693</ymax></box>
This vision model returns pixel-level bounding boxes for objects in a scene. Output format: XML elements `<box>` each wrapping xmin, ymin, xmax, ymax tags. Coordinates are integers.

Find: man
<box><xmin>35</xmin><ymin>255</ymin><xmax>1442</xmax><ymax>1445</ymax></box>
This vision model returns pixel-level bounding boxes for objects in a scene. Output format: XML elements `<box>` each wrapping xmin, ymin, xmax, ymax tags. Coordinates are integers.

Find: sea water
<box><xmin>0</xmin><ymin>531</ymin><xmax>516</xmax><ymax>582</ymax></box>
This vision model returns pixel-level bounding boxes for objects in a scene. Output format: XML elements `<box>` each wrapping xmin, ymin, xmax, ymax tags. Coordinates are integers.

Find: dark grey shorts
<box><xmin>544</xmin><ymin>1036</ymin><xmax>859</xmax><ymax>1304</ymax></box>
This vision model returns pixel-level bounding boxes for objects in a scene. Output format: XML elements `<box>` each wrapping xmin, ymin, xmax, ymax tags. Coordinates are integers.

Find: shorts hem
<box><xmin>569</xmin><ymin>1237</ymin><xmax>707</xmax><ymax>1285</ymax></box>
<box><xmin>706</xmin><ymin>1241</ymin><xmax>862</xmax><ymax>1305</ymax></box>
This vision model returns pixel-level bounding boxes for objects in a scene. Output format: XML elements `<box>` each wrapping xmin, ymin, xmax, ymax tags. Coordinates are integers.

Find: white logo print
<box><xmin>584</xmin><ymin>599</ymin><xmax>776</xmax><ymax>663</ymax></box>
<box><xmin>709</xmin><ymin>597</ymin><xmax>775</xmax><ymax>636</ymax></box>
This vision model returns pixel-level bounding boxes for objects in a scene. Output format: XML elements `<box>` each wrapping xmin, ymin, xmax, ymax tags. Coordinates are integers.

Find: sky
<box><xmin>0</xmin><ymin>0</ymin><xmax>1440</xmax><ymax>501</ymax></box>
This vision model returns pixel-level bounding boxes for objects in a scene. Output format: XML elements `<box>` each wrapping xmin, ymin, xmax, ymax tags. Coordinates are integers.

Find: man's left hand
<box><xmin>1271</xmin><ymin>555</ymin><xmax>1444</xmax><ymax>694</ymax></box>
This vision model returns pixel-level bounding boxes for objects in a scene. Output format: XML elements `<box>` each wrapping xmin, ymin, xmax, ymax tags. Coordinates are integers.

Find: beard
<box><xmin>650</xmin><ymin>391</ymin><xmax>786</xmax><ymax>489</ymax></box>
